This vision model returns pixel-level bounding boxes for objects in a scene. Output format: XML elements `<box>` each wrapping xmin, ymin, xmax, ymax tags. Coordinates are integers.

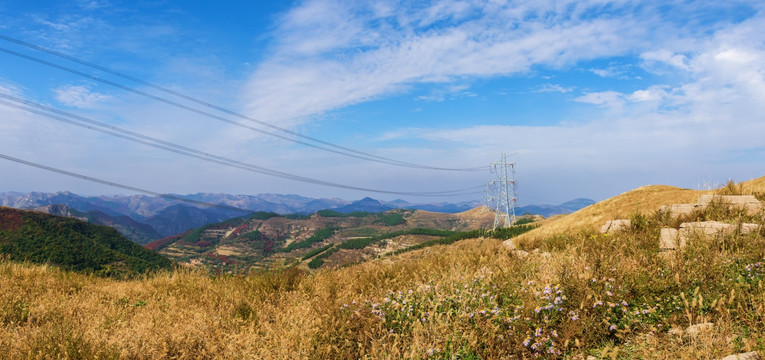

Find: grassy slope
<box><xmin>515</xmin><ymin>175</ymin><xmax>765</xmax><ymax>244</ymax></box>
<box><xmin>1</xmin><ymin>178</ymin><xmax>765</xmax><ymax>358</ymax></box>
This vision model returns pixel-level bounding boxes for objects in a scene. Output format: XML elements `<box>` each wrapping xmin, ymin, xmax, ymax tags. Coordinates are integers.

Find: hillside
<box><xmin>2</xmin><ymin>179</ymin><xmax>764</xmax><ymax>358</ymax></box>
<box><xmin>515</xmin><ymin>176</ymin><xmax>765</xmax><ymax>244</ymax></box>
<box><xmin>33</xmin><ymin>204</ymin><xmax>162</xmax><ymax>244</ymax></box>
<box><xmin>1</xmin><ymin>178</ymin><xmax>764</xmax><ymax>358</ymax></box>
<box><xmin>0</xmin><ymin>206</ymin><xmax>172</xmax><ymax>277</ymax></box>
<box><xmin>1</xmin><ymin>192</ymin><xmax>594</xmax><ymax>248</ymax></box>
<box><xmin>151</xmin><ymin>208</ymin><xmax>520</xmax><ymax>272</ymax></box>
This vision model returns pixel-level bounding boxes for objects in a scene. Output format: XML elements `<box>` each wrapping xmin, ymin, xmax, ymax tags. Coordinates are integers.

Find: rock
<box><xmin>513</xmin><ymin>250</ymin><xmax>529</xmax><ymax>258</ymax></box>
<box><xmin>502</xmin><ymin>239</ymin><xmax>517</xmax><ymax>250</ymax></box>
<box><xmin>740</xmin><ymin>223</ymin><xmax>761</xmax><ymax>234</ymax></box>
<box><xmin>680</xmin><ymin>221</ymin><xmax>736</xmax><ymax>237</ymax></box>
<box><xmin>659</xmin><ymin>203</ymin><xmax>704</xmax><ymax>217</ymax></box>
<box><xmin>662</xmin><ymin>221</ymin><xmax>760</xmax><ymax>250</ymax></box>
<box><xmin>718</xmin><ymin>352</ymin><xmax>761</xmax><ymax>360</ymax></box>
<box><xmin>698</xmin><ymin>195</ymin><xmax>763</xmax><ymax>215</ymax></box>
<box><xmin>668</xmin><ymin>326</ymin><xmax>684</xmax><ymax>336</ymax></box>
<box><xmin>600</xmin><ymin>219</ymin><xmax>631</xmax><ymax>234</ymax></box>
<box><xmin>660</xmin><ymin>228</ymin><xmax>680</xmax><ymax>250</ymax></box>
<box><xmin>685</xmin><ymin>322</ymin><xmax>713</xmax><ymax>337</ymax></box>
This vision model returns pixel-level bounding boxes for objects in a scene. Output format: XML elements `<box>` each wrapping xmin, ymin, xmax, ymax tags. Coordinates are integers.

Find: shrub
<box><xmin>717</xmin><ymin>179</ymin><xmax>744</xmax><ymax>195</ymax></box>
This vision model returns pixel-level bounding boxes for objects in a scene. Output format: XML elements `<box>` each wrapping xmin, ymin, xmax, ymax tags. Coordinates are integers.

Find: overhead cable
<box><xmin>0</xmin><ymin>35</ymin><xmax>486</xmax><ymax>172</ymax></box>
<box><xmin>0</xmin><ymin>152</ymin><xmax>254</xmax><ymax>213</ymax></box>
<box><xmin>0</xmin><ymin>94</ymin><xmax>483</xmax><ymax>197</ymax></box>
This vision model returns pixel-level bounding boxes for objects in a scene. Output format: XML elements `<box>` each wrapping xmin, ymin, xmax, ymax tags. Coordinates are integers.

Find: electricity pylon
<box><xmin>485</xmin><ymin>153</ymin><xmax>517</xmax><ymax>229</ymax></box>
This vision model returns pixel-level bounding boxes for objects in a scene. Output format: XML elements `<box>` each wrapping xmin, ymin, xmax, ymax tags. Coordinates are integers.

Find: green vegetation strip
<box><xmin>374</xmin><ymin>213</ymin><xmax>406</xmax><ymax>226</ymax></box>
<box><xmin>488</xmin><ymin>224</ymin><xmax>538</xmax><ymax>240</ymax></box>
<box><xmin>281</xmin><ymin>226</ymin><xmax>339</xmax><ymax>253</ymax></box>
<box><xmin>301</xmin><ymin>244</ymin><xmax>333</xmax><ymax>261</ymax></box>
<box><xmin>181</xmin><ymin>212</ymin><xmax>282</xmax><ymax>244</ymax></box>
<box><xmin>337</xmin><ymin>228</ymin><xmax>456</xmax><ymax>250</ymax></box>
<box><xmin>391</xmin><ymin>224</ymin><xmax>537</xmax><ymax>256</ymax></box>
<box><xmin>308</xmin><ymin>246</ymin><xmax>339</xmax><ymax>269</ymax></box>
<box><xmin>316</xmin><ymin>209</ymin><xmax>373</xmax><ymax>218</ymax></box>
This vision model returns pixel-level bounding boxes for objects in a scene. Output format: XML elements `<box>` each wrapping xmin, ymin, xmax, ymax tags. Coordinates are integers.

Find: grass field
<box><xmin>1</xmin><ymin>178</ymin><xmax>764</xmax><ymax>359</ymax></box>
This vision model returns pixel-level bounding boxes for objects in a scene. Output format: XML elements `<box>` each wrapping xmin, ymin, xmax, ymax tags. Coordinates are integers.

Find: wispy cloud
<box><xmin>533</xmin><ymin>84</ymin><xmax>573</xmax><ymax>94</ymax></box>
<box><xmin>368</xmin><ymin>10</ymin><xmax>765</xmax><ymax>200</ymax></box>
<box><xmin>53</xmin><ymin>85</ymin><xmax>111</xmax><ymax>108</ymax></box>
<box><xmin>574</xmin><ymin>91</ymin><xmax>624</xmax><ymax>107</ymax></box>
<box><xmin>243</xmin><ymin>0</ymin><xmax>657</xmax><ymax>126</ymax></box>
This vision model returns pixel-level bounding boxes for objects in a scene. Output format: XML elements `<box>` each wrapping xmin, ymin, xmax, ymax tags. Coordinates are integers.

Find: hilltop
<box><xmin>515</xmin><ymin>176</ymin><xmax>765</xmax><ymax>244</ymax></box>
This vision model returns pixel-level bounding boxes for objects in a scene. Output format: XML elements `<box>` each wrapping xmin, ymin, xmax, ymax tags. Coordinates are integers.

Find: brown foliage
<box><xmin>0</xmin><ymin>208</ymin><xmax>24</xmax><ymax>233</ymax></box>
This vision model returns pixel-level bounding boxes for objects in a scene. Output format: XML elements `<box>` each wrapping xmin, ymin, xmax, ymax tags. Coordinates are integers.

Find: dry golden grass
<box><xmin>514</xmin><ymin>185</ymin><xmax>703</xmax><ymax>244</ymax></box>
<box><xmin>2</xmin><ymin>177</ymin><xmax>765</xmax><ymax>359</ymax></box>
<box><xmin>516</xmin><ymin>175</ymin><xmax>765</xmax><ymax>245</ymax></box>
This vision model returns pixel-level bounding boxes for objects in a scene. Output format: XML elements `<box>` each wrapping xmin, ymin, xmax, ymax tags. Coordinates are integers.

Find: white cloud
<box><xmin>574</xmin><ymin>91</ymin><xmax>624</xmax><ymax>106</ymax></box>
<box><xmin>4</xmin><ymin>0</ymin><xmax>765</xmax><ymax>204</ymax></box>
<box><xmin>628</xmin><ymin>86</ymin><xmax>668</xmax><ymax>102</ymax></box>
<box><xmin>53</xmin><ymin>85</ymin><xmax>111</xmax><ymax>108</ymax></box>
<box><xmin>370</xmin><ymin>11</ymin><xmax>765</xmax><ymax>201</ymax></box>
<box><xmin>533</xmin><ymin>84</ymin><xmax>573</xmax><ymax>93</ymax></box>
<box><xmin>243</xmin><ymin>0</ymin><xmax>650</xmax><ymax>126</ymax></box>
<box><xmin>0</xmin><ymin>82</ymin><xmax>23</xmax><ymax>96</ymax></box>
<box><xmin>640</xmin><ymin>50</ymin><xmax>690</xmax><ymax>71</ymax></box>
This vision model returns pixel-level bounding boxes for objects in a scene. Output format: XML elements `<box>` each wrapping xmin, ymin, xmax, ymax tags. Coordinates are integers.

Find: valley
<box><xmin>150</xmin><ymin>207</ymin><xmax>539</xmax><ymax>272</ymax></box>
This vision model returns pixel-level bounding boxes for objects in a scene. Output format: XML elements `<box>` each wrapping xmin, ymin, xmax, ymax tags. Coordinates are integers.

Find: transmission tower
<box><xmin>484</xmin><ymin>153</ymin><xmax>517</xmax><ymax>229</ymax></box>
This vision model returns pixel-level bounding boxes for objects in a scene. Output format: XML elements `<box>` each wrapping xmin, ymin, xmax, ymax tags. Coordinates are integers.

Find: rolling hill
<box><xmin>0</xmin><ymin>206</ymin><xmax>172</xmax><ymax>277</ymax></box>
<box><xmin>514</xmin><ymin>177</ymin><xmax>765</xmax><ymax>244</ymax></box>
<box><xmin>1</xmin><ymin>178</ymin><xmax>764</xmax><ymax>358</ymax></box>
<box><xmin>1</xmin><ymin>191</ymin><xmax>594</xmax><ymax>247</ymax></box>
<box><xmin>32</xmin><ymin>204</ymin><xmax>162</xmax><ymax>245</ymax></box>
<box><xmin>149</xmin><ymin>207</ymin><xmax>537</xmax><ymax>272</ymax></box>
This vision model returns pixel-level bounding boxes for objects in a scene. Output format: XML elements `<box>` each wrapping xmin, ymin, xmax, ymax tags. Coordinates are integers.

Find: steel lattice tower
<box><xmin>485</xmin><ymin>153</ymin><xmax>517</xmax><ymax>229</ymax></box>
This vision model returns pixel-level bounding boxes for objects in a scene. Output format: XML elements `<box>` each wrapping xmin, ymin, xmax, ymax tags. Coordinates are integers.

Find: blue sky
<box><xmin>1</xmin><ymin>0</ymin><xmax>764</xmax><ymax>205</ymax></box>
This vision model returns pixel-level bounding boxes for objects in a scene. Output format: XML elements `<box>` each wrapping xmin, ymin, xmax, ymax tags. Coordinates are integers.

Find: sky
<box><xmin>0</xmin><ymin>0</ymin><xmax>764</xmax><ymax>205</ymax></box>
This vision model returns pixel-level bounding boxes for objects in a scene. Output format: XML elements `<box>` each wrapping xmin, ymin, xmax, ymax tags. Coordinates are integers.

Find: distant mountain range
<box><xmin>0</xmin><ymin>191</ymin><xmax>594</xmax><ymax>244</ymax></box>
<box><xmin>516</xmin><ymin>198</ymin><xmax>596</xmax><ymax>218</ymax></box>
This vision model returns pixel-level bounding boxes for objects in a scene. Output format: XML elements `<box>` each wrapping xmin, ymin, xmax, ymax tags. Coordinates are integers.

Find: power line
<box><xmin>0</xmin><ymin>94</ymin><xmax>482</xmax><ymax>197</ymax></box>
<box><xmin>0</xmin><ymin>152</ymin><xmax>254</xmax><ymax>213</ymax></box>
<box><xmin>0</xmin><ymin>35</ymin><xmax>485</xmax><ymax>172</ymax></box>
